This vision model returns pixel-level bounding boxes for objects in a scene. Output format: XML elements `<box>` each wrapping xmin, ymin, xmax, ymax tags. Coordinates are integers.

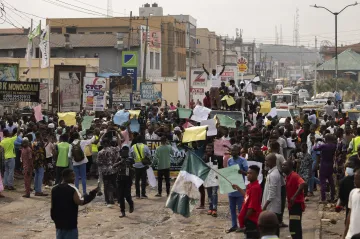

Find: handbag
<box><xmin>135</xmin><ymin>144</ymin><xmax>151</xmax><ymax>165</ymax></box>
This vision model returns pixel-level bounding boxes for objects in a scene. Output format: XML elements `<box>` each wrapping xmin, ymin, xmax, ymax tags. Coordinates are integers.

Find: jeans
<box><xmin>206</xmin><ymin>186</ymin><xmax>218</xmax><ymax>210</ymax></box>
<box><xmin>55</xmin><ymin>167</ymin><xmax>67</xmax><ymax>185</ymax></box>
<box><xmin>15</xmin><ymin>148</ymin><xmax>21</xmax><ymax>171</ymax></box>
<box><xmin>320</xmin><ymin>168</ymin><xmax>335</xmax><ymax>201</ymax></box>
<box><xmin>289</xmin><ymin>203</ymin><xmax>303</xmax><ymax>239</ymax></box>
<box><xmin>34</xmin><ymin>167</ymin><xmax>44</xmax><ymax>193</ymax></box>
<box><xmin>244</xmin><ymin>219</ymin><xmax>260</xmax><ymax>239</ymax></box>
<box><xmin>199</xmin><ymin>185</ymin><xmax>205</xmax><ymax>207</ymax></box>
<box><xmin>308</xmin><ymin>161</ymin><xmax>320</xmax><ymax>193</ymax></box>
<box><xmin>117</xmin><ymin>176</ymin><xmax>133</xmax><ymax>213</ymax></box>
<box><xmin>280</xmin><ymin>185</ymin><xmax>286</xmax><ymax>223</ymax></box>
<box><xmin>229</xmin><ymin>195</ymin><xmax>244</xmax><ymax>228</ymax></box>
<box><xmin>56</xmin><ymin>228</ymin><xmax>78</xmax><ymax>239</ymax></box>
<box><xmin>157</xmin><ymin>168</ymin><xmax>170</xmax><ymax>195</ymax></box>
<box><xmin>135</xmin><ymin>167</ymin><xmax>147</xmax><ymax>196</ymax></box>
<box><xmin>73</xmin><ymin>164</ymin><xmax>87</xmax><ymax>195</ymax></box>
<box><xmin>3</xmin><ymin>158</ymin><xmax>15</xmax><ymax>187</ymax></box>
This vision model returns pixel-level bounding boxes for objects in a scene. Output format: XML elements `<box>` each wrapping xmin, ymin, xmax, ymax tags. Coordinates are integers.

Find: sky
<box><xmin>1</xmin><ymin>0</ymin><xmax>360</xmax><ymax>47</ymax></box>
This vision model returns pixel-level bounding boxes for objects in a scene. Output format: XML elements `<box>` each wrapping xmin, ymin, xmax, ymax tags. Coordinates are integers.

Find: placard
<box><xmin>0</xmin><ymin>82</ymin><xmax>39</xmax><ymax>102</ymax></box>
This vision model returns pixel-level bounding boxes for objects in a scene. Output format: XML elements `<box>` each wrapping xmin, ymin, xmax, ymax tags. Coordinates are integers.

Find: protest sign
<box><xmin>182</xmin><ymin>126</ymin><xmax>207</xmax><ymax>143</ymax></box>
<box><xmin>129</xmin><ymin>110</ymin><xmax>141</xmax><ymax>119</ymax></box>
<box><xmin>217</xmin><ymin>114</ymin><xmax>236</xmax><ymax>128</ymax></box>
<box><xmin>221</xmin><ymin>95</ymin><xmax>236</xmax><ymax>106</ymax></box>
<box><xmin>191</xmin><ymin>105</ymin><xmax>211</xmax><ymax>122</ymax></box>
<box><xmin>81</xmin><ymin>116</ymin><xmax>95</xmax><ymax>130</ymax></box>
<box><xmin>147</xmin><ymin>167</ymin><xmax>157</xmax><ymax>188</ymax></box>
<box><xmin>0</xmin><ymin>82</ymin><xmax>40</xmax><ymax>102</ymax></box>
<box><xmin>83</xmin><ymin>77</ymin><xmax>106</xmax><ymax>111</ymax></box>
<box><xmin>214</xmin><ymin>139</ymin><xmax>231</xmax><ymax>156</ymax></box>
<box><xmin>178</xmin><ymin>108</ymin><xmax>192</xmax><ymax>119</ymax></box>
<box><xmin>218</xmin><ymin>164</ymin><xmax>245</xmax><ymax>194</ymax></box>
<box><xmin>58</xmin><ymin>112</ymin><xmax>76</xmax><ymax>126</ymax></box>
<box><xmin>200</xmin><ymin>119</ymin><xmax>217</xmax><ymax>136</ymax></box>
<box><xmin>130</xmin><ymin>118</ymin><xmax>140</xmax><ymax>132</ymax></box>
<box><xmin>33</xmin><ymin>105</ymin><xmax>43</xmax><ymax>122</ymax></box>
<box><xmin>245</xmin><ymin>161</ymin><xmax>263</xmax><ymax>185</ymax></box>
<box><xmin>113</xmin><ymin>110</ymin><xmax>130</xmax><ymax>126</ymax></box>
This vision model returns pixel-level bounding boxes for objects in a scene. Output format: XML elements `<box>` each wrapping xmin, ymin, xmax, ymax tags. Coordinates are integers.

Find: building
<box><xmin>320</xmin><ymin>42</ymin><xmax>360</xmax><ymax>61</ymax></box>
<box><xmin>47</xmin><ymin>9</ymin><xmax>187</xmax><ymax>78</ymax></box>
<box><xmin>196</xmin><ymin>28</ymin><xmax>221</xmax><ymax>70</ymax></box>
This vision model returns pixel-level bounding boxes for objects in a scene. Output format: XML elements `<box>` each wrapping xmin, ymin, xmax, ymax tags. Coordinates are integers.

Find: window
<box><xmin>155</xmin><ymin>53</ymin><xmax>160</xmax><ymax>69</ymax></box>
<box><xmin>150</xmin><ymin>52</ymin><xmax>154</xmax><ymax>69</ymax></box>
<box><xmin>51</xmin><ymin>27</ymin><xmax>62</xmax><ymax>34</ymax></box>
<box><xmin>66</xmin><ymin>27</ymin><xmax>77</xmax><ymax>34</ymax></box>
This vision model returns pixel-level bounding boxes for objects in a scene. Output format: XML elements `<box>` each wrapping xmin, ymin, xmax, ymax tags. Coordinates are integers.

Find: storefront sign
<box><xmin>0</xmin><ymin>82</ymin><xmax>39</xmax><ymax>102</ymax></box>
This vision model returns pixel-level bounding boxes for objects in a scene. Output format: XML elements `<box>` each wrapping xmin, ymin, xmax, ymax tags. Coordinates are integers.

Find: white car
<box><xmin>265</xmin><ymin>109</ymin><xmax>295</xmax><ymax>126</ymax></box>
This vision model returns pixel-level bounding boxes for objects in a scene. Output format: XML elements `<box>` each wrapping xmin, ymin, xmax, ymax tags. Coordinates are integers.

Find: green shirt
<box><xmin>56</xmin><ymin>142</ymin><xmax>70</xmax><ymax>167</ymax></box>
<box><xmin>0</xmin><ymin>135</ymin><xmax>17</xmax><ymax>159</ymax></box>
<box><xmin>154</xmin><ymin>145</ymin><xmax>173</xmax><ymax>170</ymax></box>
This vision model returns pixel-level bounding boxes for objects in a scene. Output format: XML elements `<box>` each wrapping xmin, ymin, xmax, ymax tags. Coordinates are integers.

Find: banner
<box><xmin>83</xmin><ymin>77</ymin><xmax>106</xmax><ymax>111</ymax></box>
<box><xmin>0</xmin><ymin>64</ymin><xmax>18</xmax><ymax>81</ymax></box>
<box><xmin>122</xmin><ymin>67</ymin><xmax>137</xmax><ymax>91</ymax></box>
<box><xmin>59</xmin><ymin>72</ymin><xmax>81</xmax><ymax>112</ymax></box>
<box><xmin>140</xmin><ymin>82</ymin><xmax>161</xmax><ymax>100</ymax></box>
<box><xmin>25</xmin><ymin>23</ymin><xmax>41</xmax><ymax>68</ymax></box>
<box><xmin>110</xmin><ymin>76</ymin><xmax>132</xmax><ymax>109</ymax></box>
<box><xmin>132</xmin><ymin>91</ymin><xmax>141</xmax><ymax>105</ymax></box>
<box><xmin>191</xmin><ymin>68</ymin><xmax>207</xmax><ymax>86</ymax></box>
<box><xmin>39</xmin><ymin>83</ymin><xmax>49</xmax><ymax>110</ymax></box>
<box><xmin>146</xmin><ymin>140</ymin><xmax>186</xmax><ymax>171</ymax></box>
<box><xmin>216</xmin><ymin>65</ymin><xmax>237</xmax><ymax>82</ymax></box>
<box><xmin>0</xmin><ymin>82</ymin><xmax>39</xmax><ymax>102</ymax></box>
<box><xmin>57</xmin><ymin>112</ymin><xmax>76</xmax><ymax>126</ymax></box>
<box><xmin>33</xmin><ymin>105</ymin><xmax>43</xmax><ymax>122</ymax></box>
<box><xmin>39</xmin><ymin>25</ymin><xmax>50</xmax><ymax>68</ymax></box>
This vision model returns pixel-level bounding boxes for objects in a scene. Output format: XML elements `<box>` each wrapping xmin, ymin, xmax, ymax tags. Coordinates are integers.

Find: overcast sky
<box><xmin>2</xmin><ymin>0</ymin><xmax>360</xmax><ymax>47</ymax></box>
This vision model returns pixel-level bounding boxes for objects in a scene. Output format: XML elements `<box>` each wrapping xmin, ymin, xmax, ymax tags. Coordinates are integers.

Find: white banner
<box><xmin>25</xmin><ymin>40</ymin><xmax>33</xmax><ymax>68</ymax></box>
<box><xmin>59</xmin><ymin>72</ymin><xmax>81</xmax><ymax>112</ymax></box>
<box><xmin>39</xmin><ymin>25</ymin><xmax>50</xmax><ymax>68</ymax></box>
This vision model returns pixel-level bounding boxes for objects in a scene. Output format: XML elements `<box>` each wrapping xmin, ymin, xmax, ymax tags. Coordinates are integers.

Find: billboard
<box><xmin>140</xmin><ymin>26</ymin><xmax>162</xmax><ymax>78</ymax></box>
<box><xmin>83</xmin><ymin>77</ymin><xmax>107</xmax><ymax>111</ymax></box>
<box><xmin>140</xmin><ymin>82</ymin><xmax>162</xmax><ymax>100</ymax></box>
<box><xmin>0</xmin><ymin>64</ymin><xmax>18</xmax><ymax>81</ymax></box>
<box><xmin>0</xmin><ymin>82</ymin><xmax>39</xmax><ymax>102</ymax></box>
<box><xmin>110</xmin><ymin>76</ymin><xmax>132</xmax><ymax>109</ymax></box>
<box><xmin>191</xmin><ymin>68</ymin><xmax>207</xmax><ymax>86</ymax></box>
<box><xmin>122</xmin><ymin>67</ymin><xmax>137</xmax><ymax>91</ymax></box>
<box><xmin>216</xmin><ymin>65</ymin><xmax>237</xmax><ymax>82</ymax></box>
<box><xmin>59</xmin><ymin>72</ymin><xmax>82</xmax><ymax>112</ymax></box>
<box><xmin>122</xmin><ymin>51</ymin><xmax>138</xmax><ymax>68</ymax></box>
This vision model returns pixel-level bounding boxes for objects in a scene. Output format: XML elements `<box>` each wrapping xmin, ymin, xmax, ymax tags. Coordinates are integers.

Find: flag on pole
<box><xmin>39</xmin><ymin>25</ymin><xmax>50</xmax><ymax>68</ymax></box>
<box><xmin>166</xmin><ymin>151</ymin><xmax>211</xmax><ymax>217</ymax></box>
<box><xmin>25</xmin><ymin>23</ymin><xmax>41</xmax><ymax>68</ymax></box>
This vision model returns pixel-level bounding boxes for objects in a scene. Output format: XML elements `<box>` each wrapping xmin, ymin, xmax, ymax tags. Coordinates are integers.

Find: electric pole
<box><xmin>315</xmin><ymin>36</ymin><xmax>318</xmax><ymax>95</ymax></box>
<box><xmin>128</xmin><ymin>11</ymin><xmax>132</xmax><ymax>50</ymax></box>
<box><xmin>223</xmin><ymin>38</ymin><xmax>227</xmax><ymax>65</ymax></box>
<box><xmin>142</xmin><ymin>17</ymin><xmax>149</xmax><ymax>82</ymax></box>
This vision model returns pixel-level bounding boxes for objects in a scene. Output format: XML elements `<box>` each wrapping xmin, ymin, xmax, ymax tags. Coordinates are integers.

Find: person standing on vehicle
<box><xmin>202</xmin><ymin>64</ymin><xmax>225</xmax><ymax>110</ymax></box>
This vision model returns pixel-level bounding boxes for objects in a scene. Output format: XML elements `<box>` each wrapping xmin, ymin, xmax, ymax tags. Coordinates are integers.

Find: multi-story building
<box><xmin>196</xmin><ymin>28</ymin><xmax>221</xmax><ymax>70</ymax></box>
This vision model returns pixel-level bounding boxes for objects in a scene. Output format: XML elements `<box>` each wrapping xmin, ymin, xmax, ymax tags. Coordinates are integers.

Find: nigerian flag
<box><xmin>166</xmin><ymin>150</ymin><xmax>211</xmax><ymax>217</ymax></box>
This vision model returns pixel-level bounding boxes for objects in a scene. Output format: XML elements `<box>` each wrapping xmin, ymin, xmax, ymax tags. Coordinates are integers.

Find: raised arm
<box><xmin>219</xmin><ymin>64</ymin><xmax>226</xmax><ymax>76</ymax></box>
<box><xmin>202</xmin><ymin>64</ymin><xmax>209</xmax><ymax>75</ymax></box>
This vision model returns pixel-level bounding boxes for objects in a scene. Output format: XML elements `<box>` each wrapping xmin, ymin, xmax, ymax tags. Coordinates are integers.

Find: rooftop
<box><xmin>317</xmin><ymin>49</ymin><xmax>360</xmax><ymax>71</ymax></box>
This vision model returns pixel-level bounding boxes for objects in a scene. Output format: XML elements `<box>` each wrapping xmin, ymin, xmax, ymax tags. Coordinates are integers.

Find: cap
<box><xmin>174</xmin><ymin>126</ymin><xmax>181</xmax><ymax>132</ymax></box>
<box><xmin>48</xmin><ymin>123</ymin><xmax>55</xmax><ymax>129</ymax></box>
<box><xmin>261</xmin><ymin>146</ymin><xmax>268</xmax><ymax>151</ymax></box>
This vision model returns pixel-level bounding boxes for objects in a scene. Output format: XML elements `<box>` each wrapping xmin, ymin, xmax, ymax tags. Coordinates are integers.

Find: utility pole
<box><xmin>300</xmin><ymin>46</ymin><xmax>303</xmax><ymax>78</ymax></box>
<box><xmin>315</xmin><ymin>36</ymin><xmax>318</xmax><ymax>95</ymax></box>
<box><xmin>188</xmin><ymin>21</ymin><xmax>191</xmax><ymax>107</ymax></box>
<box><xmin>38</xmin><ymin>20</ymin><xmax>41</xmax><ymax>83</ymax></box>
<box><xmin>142</xmin><ymin>17</ymin><xmax>149</xmax><ymax>82</ymax></box>
<box><xmin>223</xmin><ymin>38</ymin><xmax>227</xmax><ymax>65</ymax></box>
<box><xmin>128</xmin><ymin>11</ymin><xmax>132</xmax><ymax>51</ymax></box>
<box><xmin>259</xmin><ymin>49</ymin><xmax>262</xmax><ymax>76</ymax></box>
<box><xmin>29</xmin><ymin>18</ymin><xmax>33</xmax><ymax>82</ymax></box>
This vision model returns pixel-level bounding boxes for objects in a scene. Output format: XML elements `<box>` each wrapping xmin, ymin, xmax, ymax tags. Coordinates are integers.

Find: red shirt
<box><xmin>203</xmin><ymin>96</ymin><xmax>211</xmax><ymax>108</ymax></box>
<box><xmin>238</xmin><ymin>180</ymin><xmax>262</xmax><ymax>227</ymax></box>
<box><xmin>285</xmin><ymin>171</ymin><xmax>305</xmax><ymax>211</ymax></box>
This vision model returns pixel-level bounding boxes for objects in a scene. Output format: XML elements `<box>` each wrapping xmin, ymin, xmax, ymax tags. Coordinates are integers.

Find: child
<box><xmin>21</xmin><ymin>138</ymin><xmax>33</xmax><ymax>198</ymax></box>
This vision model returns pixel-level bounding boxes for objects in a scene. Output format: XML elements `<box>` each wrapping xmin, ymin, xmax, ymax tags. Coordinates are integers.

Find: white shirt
<box><xmin>45</xmin><ymin>142</ymin><xmax>54</xmax><ymax>158</ymax></box>
<box><xmin>68</xmin><ymin>136</ymin><xmax>95</xmax><ymax>166</ymax></box>
<box><xmin>346</xmin><ymin>188</ymin><xmax>360</xmax><ymax>239</ymax></box>
<box><xmin>327</xmin><ymin>126</ymin><xmax>336</xmax><ymax>134</ymax></box>
<box><xmin>228</xmin><ymin>85</ymin><xmax>239</xmax><ymax>94</ymax></box>
<box><xmin>145</xmin><ymin>132</ymin><xmax>160</xmax><ymax>140</ymax></box>
<box><xmin>208</xmin><ymin>73</ymin><xmax>221</xmax><ymax>88</ymax></box>
<box><xmin>262</xmin><ymin>166</ymin><xmax>282</xmax><ymax>214</ymax></box>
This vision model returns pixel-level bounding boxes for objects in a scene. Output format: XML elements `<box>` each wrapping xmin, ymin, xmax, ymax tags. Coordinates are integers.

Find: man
<box><xmin>307</xmin><ymin>124</ymin><xmax>321</xmax><ymax>155</ymax></box>
<box><xmin>32</xmin><ymin>132</ymin><xmax>48</xmax><ymax>196</ymax></box>
<box><xmin>130</xmin><ymin>135</ymin><xmax>151</xmax><ymax>198</ymax></box>
<box><xmin>145</xmin><ymin>126</ymin><xmax>160</xmax><ymax>140</ymax></box>
<box><xmin>226</xmin><ymin>145</ymin><xmax>248</xmax><ymax>233</ymax></box>
<box><xmin>233</xmin><ymin>165</ymin><xmax>262</xmax><ymax>239</ymax></box>
<box><xmin>343</xmin><ymin>168</ymin><xmax>360</xmax><ymax>239</ymax></box>
<box><xmin>154</xmin><ymin>136</ymin><xmax>173</xmax><ymax>197</ymax></box>
<box><xmin>267</xmin><ymin>130</ymin><xmax>286</xmax><ymax>157</ymax></box>
<box><xmin>321</xmin><ymin>115</ymin><xmax>329</xmax><ymax>126</ymax></box>
<box><xmin>91</xmin><ymin>128</ymin><xmax>103</xmax><ymax>196</ymax></box>
<box><xmin>282</xmin><ymin>160</ymin><xmax>305</xmax><ymax>239</ymax></box>
<box><xmin>51</xmin><ymin>169</ymin><xmax>99</xmax><ymax>239</ymax></box>
<box><xmin>262</xmin><ymin>153</ymin><xmax>282</xmax><ymax>237</ymax></box>
<box><xmin>308</xmin><ymin>110</ymin><xmax>317</xmax><ymax>125</ymax></box>
<box><xmin>258</xmin><ymin>211</ymin><xmax>280</xmax><ymax>239</ymax></box>
<box><xmin>203</xmin><ymin>143</ymin><xmax>219</xmax><ymax>217</ymax></box>
<box><xmin>115</xmin><ymin>145</ymin><xmax>134</xmax><ymax>218</ymax></box>
<box><xmin>327</xmin><ymin>120</ymin><xmax>337</xmax><ymax>134</ymax></box>
<box><xmin>202</xmin><ymin>63</ymin><xmax>225</xmax><ymax>110</ymax></box>
<box><xmin>203</xmin><ymin>91</ymin><xmax>211</xmax><ymax>108</ymax></box>
<box><xmin>0</xmin><ymin>129</ymin><xmax>19</xmax><ymax>190</ymax></box>
<box><xmin>348</xmin><ymin>128</ymin><xmax>360</xmax><ymax>157</ymax></box>
<box><xmin>55</xmin><ymin>135</ymin><xmax>70</xmax><ymax>185</ymax></box>
<box><xmin>324</xmin><ymin>100</ymin><xmax>335</xmax><ymax>118</ymax></box>
<box><xmin>97</xmin><ymin>136</ymin><xmax>121</xmax><ymax>207</ymax></box>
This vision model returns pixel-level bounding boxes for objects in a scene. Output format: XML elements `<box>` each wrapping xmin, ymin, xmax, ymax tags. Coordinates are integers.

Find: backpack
<box><xmin>72</xmin><ymin>141</ymin><xmax>84</xmax><ymax>162</ymax></box>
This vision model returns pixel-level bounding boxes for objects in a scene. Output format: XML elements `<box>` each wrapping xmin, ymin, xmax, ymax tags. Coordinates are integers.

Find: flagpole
<box><xmin>29</xmin><ymin>18</ymin><xmax>33</xmax><ymax>82</ymax></box>
<box><xmin>38</xmin><ymin>20</ymin><xmax>41</xmax><ymax>85</ymax></box>
<box><xmin>48</xmin><ymin>25</ymin><xmax>52</xmax><ymax>113</ymax></box>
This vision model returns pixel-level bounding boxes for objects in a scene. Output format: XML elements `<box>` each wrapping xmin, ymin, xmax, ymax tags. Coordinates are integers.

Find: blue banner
<box><xmin>140</xmin><ymin>82</ymin><xmax>162</xmax><ymax>100</ymax></box>
<box><xmin>122</xmin><ymin>67</ymin><xmax>137</xmax><ymax>91</ymax></box>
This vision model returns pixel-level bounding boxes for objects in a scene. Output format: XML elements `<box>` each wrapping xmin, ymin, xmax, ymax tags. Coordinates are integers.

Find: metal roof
<box><xmin>317</xmin><ymin>49</ymin><xmax>360</xmax><ymax>71</ymax></box>
<box><xmin>0</xmin><ymin>33</ymin><xmax>139</xmax><ymax>49</ymax></box>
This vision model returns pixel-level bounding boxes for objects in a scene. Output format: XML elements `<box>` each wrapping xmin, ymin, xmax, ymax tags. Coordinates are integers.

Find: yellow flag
<box><xmin>182</xmin><ymin>126</ymin><xmax>207</xmax><ymax>143</ymax></box>
<box><xmin>58</xmin><ymin>112</ymin><xmax>77</xmax><ymax>126</ymax></box>
<box><xmin>129</xmin><ymin>110</ymin><xmax>141</xmax><ymax>119</ymax></box>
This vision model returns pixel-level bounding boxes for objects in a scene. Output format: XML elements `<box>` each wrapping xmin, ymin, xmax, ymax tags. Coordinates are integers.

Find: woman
<box><xmin>21</xmin><ymin>138</ymin><xmax>33</xmax><ymax>198</ymax></box>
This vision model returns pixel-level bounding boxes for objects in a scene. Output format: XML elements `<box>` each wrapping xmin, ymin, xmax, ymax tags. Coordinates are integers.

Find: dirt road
<box><xmin>0</xmin><ymin>179</ymin><xmax>321</xmax><ymax>239</ymax></box>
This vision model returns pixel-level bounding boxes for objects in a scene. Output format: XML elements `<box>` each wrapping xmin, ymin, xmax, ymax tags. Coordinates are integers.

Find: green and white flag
<box><xmin>267</xmin><ymin>101</ymin><xmax>277</xmax><ymax>118</ymax></box>
<box><xmin>166</xmin><ymin>150</ymin><xmax>210</xmax><ymax>217</ymax></box>
<box><xmin>25</xmin><ymin>23</ymin><xmax>41</xmax><ymax>68</ymax></box>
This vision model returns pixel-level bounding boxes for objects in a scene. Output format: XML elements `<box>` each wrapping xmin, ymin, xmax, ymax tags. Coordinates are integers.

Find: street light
<box><xmin>311</xmin><ymin>2</ymin><xmax>358</xmax><ymax>90</ymax></box>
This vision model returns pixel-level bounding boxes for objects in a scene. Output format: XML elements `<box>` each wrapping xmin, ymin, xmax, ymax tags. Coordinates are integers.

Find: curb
<box><xmin>315</xmin><ymin>204</ymin><xmax>325</xmax><ymax>239</ymax></box>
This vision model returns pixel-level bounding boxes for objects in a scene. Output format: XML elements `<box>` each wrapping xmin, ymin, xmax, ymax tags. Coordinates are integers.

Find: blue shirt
<box><xmin>228</xmin><ymin>156</ymin><xmax>248</xmax><ymax>197</ymax></box>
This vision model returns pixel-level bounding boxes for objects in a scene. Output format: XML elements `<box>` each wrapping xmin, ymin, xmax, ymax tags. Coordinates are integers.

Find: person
<box><xmin>321</xmin><ymin>115</ymin><xmax>329</xmax><ymax>126</ymax></box>
<box><xmin>343</xmin><ymin>168</ymin><xmax>360</xmax><ymax>239</ymax></box>
<box><xmin>295</xmin><ymin>143</ymin><xmax>311</xmax><ymax>198</ymax></box>
<box><xmin>348</xmin><ymin>128</ymin><xmax>360</xmax><ymax>157</ymax></box>
<box><xmin>189</xmin><ymin>99</ymin><xmax>196</xmax><ymax>109</ymax></box>
<box><xmin>154</xmin><ymin>136</ymin><xmax>173</xmax><ymax>197</ymax></box>
<box><xmin>282</xmin><ymin>160</ymin><xmax>305</xmax><ymax>239</ymax></box>
<box><xmin>169</xmin><ymin>102</ymin><xmax>177</xmax><ymax>111</ymax></box>
<box><xmin>258</xmin><ymin>211</ymin><xmax>280</xmax><ymax>239</ymax></box>
<box><xmin>97</xmin><ymin>136</ymin><xmax>121</xmax><ymax>207</ymax></box>
<box><xmin>262</xmin><ymin>153</ymin><xmax>282</xmax><ymax>237</ymax></box>
<box><xmin>21</xmin><ymin>138</ymin><xmax>33</xmax><ymax>198</ymax></box>
<box><xmin>219</xmin><ymin>82</ymin><xmax>228</xmax><ymax>110</ymax></box>
<box><xmin>226</xmin><ymin>145</ymin><xmax>248</xmax><ymax>233</ymax></box>
<box><xmin>324</xmin><ymin>100</ymin><xmax>335</xmax><ymax>118</ymax></box>
<box><xmin>51</xmin><ymin>169</ymin><xmax>99</xmax><ymax>239</ymax></box>
<box><xmin>308</xmin><ymin>110</ymin><xmax>317</xmax><ymax>125</ymax></box>
<box><xmin>0</xmin><ymin>129</ymin><xmax>18</xmax><ymax>190</ymax></box>
<box><xmin>130</xmin><ymin>135</ymin><xmax>151</xmax><ymax>198</ymax></box>
<box><xmin>68</xmin><ymin>132</ymin><xmax>96</xmax><ymax>196</ymax></box>
<box><xmin>203</xmin><ymin>91</ymin><xmax>211</xmax><ymax>108</ymax></box>
<box><xmin>203</xmin><ymin>143</ymin><xmax>219</xmax><ymax>217</ymax></box>
<box><xmin>32</xmin><ymin>132</ymin><xmax>48</xmax><ymax>196</ymax></box>
<box><xmin>55</xmin><ymin>135</ymin><xmax>70</xmax><ymax>185</ymax></box>
<box><xmin>327</xmin><ymin>120</ymin><xmax>337</xmax><ymax>134</ymax></box>
<box><xmin>145</xmin><ymin>126</ymin><xmax>160</xmax><ymax>140</ymax></box>
<box><xmin>202</xmin><ymin>63</ymin><xmax>225</xmax><ymax>110</ymax></box>
<box><xmin>44</xmin><ymin>136</ymin><xmax>55</xmax><ymax>186</ymax></box>
<box><xmin>308</xmin><ymin>135</ymin><xmax>321</xmax><ymax>196</ymax></box>
<box><xmin>115</xmin><ymin>145</ymin><xmax>134</xmax><ymax>218</ymax></box>
<box><xmin>233</xmin><ymin>165</ymin><xmax>262</xmax><ymax>239</ymax></box>
<box><xmin>314</xmin><ymin>134</ymin><xmax>337</xmax><ymax>203</ymax></box>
